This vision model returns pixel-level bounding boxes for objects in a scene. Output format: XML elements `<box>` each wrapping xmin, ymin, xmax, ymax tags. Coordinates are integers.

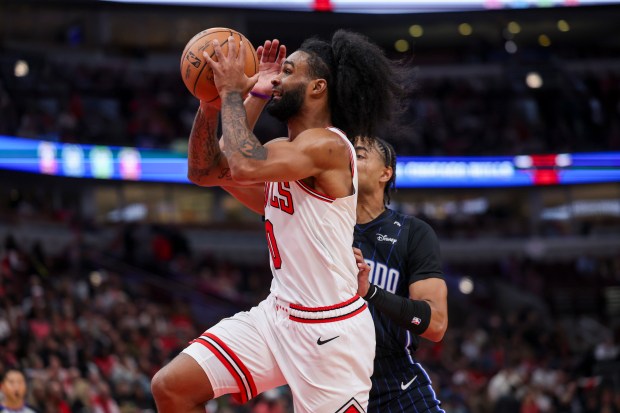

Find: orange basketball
<box><xmin>180</xmin><ymin>27</ymin><xmax>259</xmax><ymax>104</ymax></box>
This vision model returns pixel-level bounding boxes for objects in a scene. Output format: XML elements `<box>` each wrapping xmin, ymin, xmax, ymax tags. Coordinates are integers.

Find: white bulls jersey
<box><xmin>263</xmin><ymin>127</ymin><xmax>358</xmax><ymax>306</ymax></box>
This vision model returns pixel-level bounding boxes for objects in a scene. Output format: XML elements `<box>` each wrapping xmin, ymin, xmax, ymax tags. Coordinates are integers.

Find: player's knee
<box><xmin>151</xmin><ymin>368</ymin><xmax>178</xmax><ymax>403</ymax></box>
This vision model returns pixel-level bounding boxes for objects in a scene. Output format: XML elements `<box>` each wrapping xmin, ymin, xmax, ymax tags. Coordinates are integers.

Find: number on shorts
<box><xmin>265</xmin><ymin>219</ymin><xmax>282</xmax><ymax>269</ymax></box>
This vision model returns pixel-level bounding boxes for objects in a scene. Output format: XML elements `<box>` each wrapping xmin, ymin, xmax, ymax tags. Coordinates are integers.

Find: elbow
<box><xmin>187</xmin><ymin>171</ymin><xmax>200</xmax><ymax>185</ymax></box>
<box><xmin>229</xmin><ymin>163</ymin><xmax>257</xmax><ymax>184</ymax></box>
<box><xmin>187</xmin><ymin>170</ymin><xmax>215</xmax><ymax>187</ymax></box>
<box><xmin>425</xmin><ymin>317</ymin><xmax>448</xmax><ymax>342</ymax></box>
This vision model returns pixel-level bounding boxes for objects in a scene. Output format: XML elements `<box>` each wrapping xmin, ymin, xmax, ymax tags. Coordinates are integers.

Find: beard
<box><xmin>266</xmin><ymin>83</ymin><xmax>306</xmax><ymax>122</ymax></box>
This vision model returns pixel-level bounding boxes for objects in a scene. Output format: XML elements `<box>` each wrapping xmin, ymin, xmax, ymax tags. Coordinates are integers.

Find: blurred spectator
<box><xmin>0</xmin><ymin>210</ymin><xmax>618</xmax><ymax>412</ymax></box>
<box><xmin>2</xmin><ymin>57</ymin><xmax>619</xmax><ymax>156</ymax></box>
<box><xmin>0</xmin><ymin>369</ymin><xmax>37</xmax><ymax>413</ymax></box>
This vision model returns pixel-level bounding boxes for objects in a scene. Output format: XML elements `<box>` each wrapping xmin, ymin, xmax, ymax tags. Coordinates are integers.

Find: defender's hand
<box><xmin>353</xmin><ymin>247</ymin><xmax>371</xmax><ymax>298</ymax></box>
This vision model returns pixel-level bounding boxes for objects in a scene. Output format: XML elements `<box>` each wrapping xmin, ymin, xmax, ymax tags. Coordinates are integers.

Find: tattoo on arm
<box><xmin>187</xmin><ymin>107</ymin><xmax>231</xmax><ymax>180</ymax></box>
<box><xmin>218</xmin><ymin>168</ymin><xmax>232</xmax><ymax>180</ymax></box>
<box><xmin>221</xmin><ymin>93</ymin><xmax>267</xmax><ymax>160</ymax></box>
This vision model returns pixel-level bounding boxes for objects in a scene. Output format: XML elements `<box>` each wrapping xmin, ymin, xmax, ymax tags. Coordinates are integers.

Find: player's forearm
<box><xmin>419</xmin><ymin>299</ymin><xmax>448</xmax><ymax>342</ymax></box>
<box><xmin>220</xmin><ymin>92</ymin><xmax>267</xmax><ymax>182</ymax></box>
<box><xmin>187</xmin><ymin>105</ymin><xmax>232</xmax><ymax>186</ymax></box>
<box><xmin>245</xmin><ymin>93</ymin><xmax>269</xmax><ymax>131</ymax></box>
<box><xmin>364</xmin><ymin>284</ymin><xmax>445</xmax><ymax>340</ymax></box>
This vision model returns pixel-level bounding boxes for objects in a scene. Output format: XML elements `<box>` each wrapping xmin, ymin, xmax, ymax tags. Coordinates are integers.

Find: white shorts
<box><xmin>183</xmin><ymin>293</ymin><xmax>376</xmax><ymax>413</ymax></box>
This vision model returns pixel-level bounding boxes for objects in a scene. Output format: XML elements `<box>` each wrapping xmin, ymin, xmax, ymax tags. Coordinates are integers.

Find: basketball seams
<box><xmin>191</xmin><ymin>37</ymin><xmax>230</xmax><ymax>100</ymax></box>
<box><xmin>181</xmin><ymin>28</ymin><xmax>257</xmax><ymax>103</ymax></box>
<box><xmin>180</xmin><ymin>28</ymin><xmax>234</xmax><ymax>71</ymax></box>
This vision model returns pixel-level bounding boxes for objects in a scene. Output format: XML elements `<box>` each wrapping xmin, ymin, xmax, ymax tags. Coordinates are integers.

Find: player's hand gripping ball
<box><xmin>180</xmin><ymin>27</ymin><xmax>259</xmax><ymax>105</ymax></box>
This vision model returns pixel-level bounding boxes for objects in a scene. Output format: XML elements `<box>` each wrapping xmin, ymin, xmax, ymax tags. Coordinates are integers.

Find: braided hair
<box><xmin>298</xmin><ymin>30</ymin><xmax>408</xmax><ymax>139</ymax></box>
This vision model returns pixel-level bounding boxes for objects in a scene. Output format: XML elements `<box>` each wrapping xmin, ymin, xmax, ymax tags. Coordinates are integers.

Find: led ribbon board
<box><xmin>100</xmin><ymin>0</ymin><xmax>620</xmax><ymax>13</ymax></box>
<box><xmin>0</xmin><ymin>135</ymin><xmax>189</xmax><ymax>183</ymax></box>
<box><xmin>2</xmin><ymin>136</ymin><xmax>620</xmax><ymax>187</ymax></box>
<box><xmin>396</xmin><ymin>153</ymin><xmax>620</xmax><ymax>187</ymax></box>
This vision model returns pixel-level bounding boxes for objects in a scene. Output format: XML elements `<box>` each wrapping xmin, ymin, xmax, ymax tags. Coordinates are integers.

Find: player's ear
<box><xmin>310</xmin><ymin>79</ymin><xmax>327</xmax><ymax>95</ymax></box>
<box><xmin>380</xmin><ymin>166</ymin><xmax>393</xmax><ymax>184</ymax></box>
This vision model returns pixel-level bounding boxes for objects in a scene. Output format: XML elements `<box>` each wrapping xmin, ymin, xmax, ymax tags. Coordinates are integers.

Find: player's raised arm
<box><xmin>186</xmin><ymin>102</ymin><xmax>229</xmax><ymax>187</ymax></box>
<box><xmin>206</xmin><ymin>37</ymin><xmax>351</xmax><ymax>191</ymax></box>
<box><xmin>187</xmin><ymin>39</ymin><xmax>286</xmax><ymax>189</ymax></box>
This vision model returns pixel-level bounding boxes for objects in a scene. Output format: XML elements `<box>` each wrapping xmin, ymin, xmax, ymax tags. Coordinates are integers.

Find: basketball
<box><xmin>180</xmin><ymin>27</ymin><xmax>259</xmax><ymax>104</ymax></box>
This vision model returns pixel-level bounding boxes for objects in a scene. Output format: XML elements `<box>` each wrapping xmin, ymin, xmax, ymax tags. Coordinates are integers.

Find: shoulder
<box><xmin>295</xmin><ymin>128</ymin><xmax>349</xmax><ymax>148</ymax></box>
<box><xmin>264</xmin><ymin>137</ymin><xmax>289</xmax><ymax>147</ymax></box>
<box><xmin>293</xmin><ymin>128</ymin><xmax>352</xmax><ymax>162</ymax></box>
<box><xmin>402</xmin><ymin>214</ymin><xmax>439</xmax><ymax>247</ymax></box>
<box><xmin>409</xmin><ymin>215</ymin><xmax>436</xmax><ymax>235</ymax></box>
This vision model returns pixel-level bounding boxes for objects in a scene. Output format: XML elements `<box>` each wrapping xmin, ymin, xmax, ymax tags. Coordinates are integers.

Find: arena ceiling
<box><xmin>1</xmin><ymin>0</ymin><xmax>619</xmax><ymax>61</ymax></box>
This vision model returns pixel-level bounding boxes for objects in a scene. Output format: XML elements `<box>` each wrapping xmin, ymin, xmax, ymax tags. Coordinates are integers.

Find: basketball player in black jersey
<box><xmin>353</xmin><ymin>136</ymin><xmax>448</xmax><ymax>413</ymax></box>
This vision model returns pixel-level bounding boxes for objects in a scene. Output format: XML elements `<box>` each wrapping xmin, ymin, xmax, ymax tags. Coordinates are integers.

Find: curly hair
<box><xmin>299</xmin><ymin>30</ymin><xmax>409</xmax><ymax>139</ymax></box>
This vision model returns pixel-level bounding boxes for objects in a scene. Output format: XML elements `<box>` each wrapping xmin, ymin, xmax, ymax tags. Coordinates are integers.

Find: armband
<box><xmin>363</xmin><ymin>284</ymin><xmax>431</xmax><ymax>335</ymax></box>
<box><xmin>249</xmin><ymin>91</ymin><xmax>271</xmax><ymax>100</ymax></box>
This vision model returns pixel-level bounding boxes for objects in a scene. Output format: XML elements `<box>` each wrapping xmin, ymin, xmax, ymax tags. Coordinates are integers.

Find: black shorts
<box><xmin>368</xmin><ymin>359</ymin><xmax>444</xmax><ymax>413</ymax></box>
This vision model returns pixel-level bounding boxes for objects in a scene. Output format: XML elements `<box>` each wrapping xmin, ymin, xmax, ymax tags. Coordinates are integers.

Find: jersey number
<box><xmin>265</xmin><ymin>220</ymin><xmax>282</xmax><ymax>269</ymax></box>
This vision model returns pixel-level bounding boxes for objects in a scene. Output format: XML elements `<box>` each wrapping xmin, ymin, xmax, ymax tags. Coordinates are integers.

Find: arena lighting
<box><xmin>409</xmin><ymin>25</ymin><xmax>424</xmax><ymax>38</ymax></box>
<box><xmin>458</xmin><ymin>277</ymin><xmax>474</xmax><ymax>295</ymax></box>
<box><xmin>14</xmin><ymin>60</ymin><xmax>29</xmax><ymax>77</ymax></box>
<box><xmin>394</xmin><ymin>39</ymin><xmax>410</xmax><ymax>52</ymax></box>
<box><xmin>526</xmin><ymin>71</ymin><xmax>543</xmax><ymax>88</ymax></box>
<box><xmin>99</xmin><ymin>0</ymin><xmax>620</xmax><ymax>13</ymax></box>
<box><xmin>507</xmin><ymin>21</ymin><xmax>521</xmax><ymax>35</ymax></box>
<box><xmin>505</xmin><ymin>40</ymin><xmax>518</xmax><ymax>53</ymax></box>
<box><xmin>2</xmin><ymin>136</ymin><xmax>620</xmax><ymax>187</ymax></box>
<box><xmin>557</xmin><ymin>19</ymin><xmax>571</xmax><ymax>32</ymax></box>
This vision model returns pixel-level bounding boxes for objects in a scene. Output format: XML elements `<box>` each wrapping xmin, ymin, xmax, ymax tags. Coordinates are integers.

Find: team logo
<box><xmin>412</xmin><ymin>317</ymin><xmax>422</xmax><ymax>325</ymax></box>
<box><xmin>186</xmin><ymin>51</ymin><xmax>202</xmax><ymax>68</ymax></box>
<box><xmin>335</xmin><ymin>397</ymin><xmax>364</xmax><ymax>413</ymax></box>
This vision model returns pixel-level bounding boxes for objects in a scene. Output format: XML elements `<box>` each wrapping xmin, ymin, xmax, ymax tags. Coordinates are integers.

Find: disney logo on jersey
<box><xmin>365</xmin><ymin>259</ymin><xmax>400</xmax><ymax>294</ymax></box>
<box><xmin>376</xmin><ymin>234</ymin><xmax>397</xmax><ymax>244</ymax></box>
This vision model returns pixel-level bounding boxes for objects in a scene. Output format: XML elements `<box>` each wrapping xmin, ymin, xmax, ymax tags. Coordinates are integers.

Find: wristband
<box><xmin>363</xmin><ymin>284</ymin><xmax>379</xmax><ymax>301</ymax></box>
<box><xmin>249</xmin><ymin>91</ymin><xmax>271</xmax><ymax>100</ymax></box>
<box><xmin>364</xmin><ymin>284</ymin><xmax>431</xmax><ymax>335</ymax></box>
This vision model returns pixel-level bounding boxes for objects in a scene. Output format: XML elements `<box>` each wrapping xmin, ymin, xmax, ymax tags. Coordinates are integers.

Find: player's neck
<box><xmin>356</xmin><ymin>193</ymin><xmax>386</xmax><ymax>224</ymax></box>
<box><xmin>287</xmin><ymin>109</ymin><xmax>331</xmax><ymax>140</ymax></box>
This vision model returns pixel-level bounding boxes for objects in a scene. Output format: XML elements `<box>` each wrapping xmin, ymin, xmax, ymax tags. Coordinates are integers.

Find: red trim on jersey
<box><xmin>295</xmin><ymin>180</ymin><xmax>335</xmax><ymax>202</ymax></box>
<box><xmin>191</xmin><ymin>333</ymin><xmax>257</xmax><ymax>403</ymax></box>
<box><xmin>263</xmin><ymin>182</ymin><xmax>270</xmax><ymax>209</ymax></box>
<box><xmin>290</xmin><ymin>295</ymin><xmax>360</xmax><ymax>312</ymax></box>
<box><xmin>289</xmin><ymin>303</ymin><xmax>367</xmax><ymax>324</ymax></box>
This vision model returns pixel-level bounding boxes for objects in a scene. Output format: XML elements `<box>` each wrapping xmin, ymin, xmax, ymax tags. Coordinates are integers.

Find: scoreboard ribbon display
<box><xmin>1</xmin><ymin>135</ymin><xmax>620</xmax><ymax>187</ymax></box>
<box><xmin>100</xmin><ymin>0</ymin><xmax>620</xmax><ymax>13</ymax></box>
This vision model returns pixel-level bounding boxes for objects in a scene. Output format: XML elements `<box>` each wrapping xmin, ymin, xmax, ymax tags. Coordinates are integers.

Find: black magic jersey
<box><xmin>354</xmin><ymin>208</ymin><xmax>444</xmax><ymax>412</ymax></box>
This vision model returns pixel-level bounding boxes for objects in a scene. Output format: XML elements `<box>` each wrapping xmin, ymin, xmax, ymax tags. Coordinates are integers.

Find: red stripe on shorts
<box><xmin>290</xmin><ymin>295</ymin><xmax>360</xmax><ymax>312</ymax></box>
<box><xmin>192</xmin><ymin>333</ymin><xmax>257</xmax><ymax>402</ymax></box>
<box><xmin>290</xmin><ymin>303</ymin><xmax>367</xmax><ymax>324</ymax></box>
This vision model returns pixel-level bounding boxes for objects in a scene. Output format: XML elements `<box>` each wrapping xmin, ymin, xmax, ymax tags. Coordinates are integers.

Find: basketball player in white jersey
<box><xmin>151</xmin><ymin>32</ymin><xmax>407</xmax><ymax>413</ymax></box>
